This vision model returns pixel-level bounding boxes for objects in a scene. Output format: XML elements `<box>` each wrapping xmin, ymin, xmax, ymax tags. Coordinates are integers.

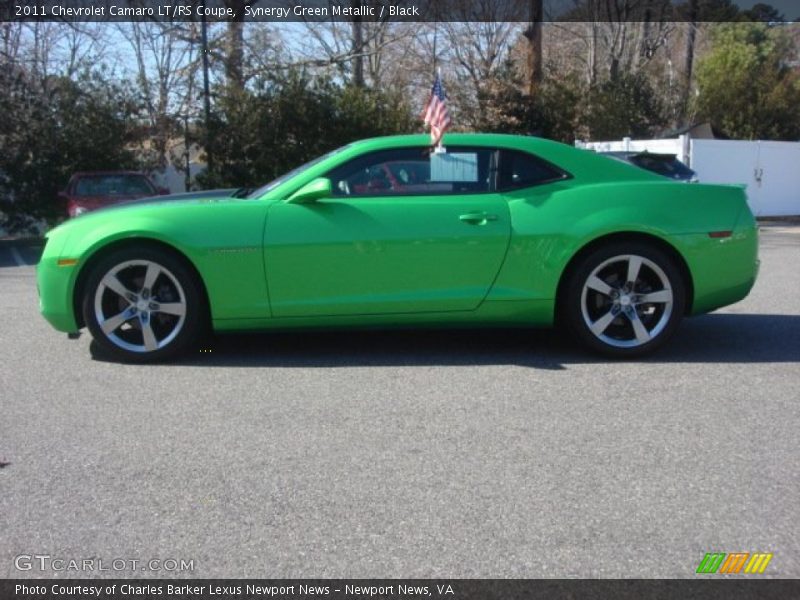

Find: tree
<box><xmin>671</xmin><ymin>1</ymin><xmax>742</xmax><ymax>121</ymax></box>
<box><xmin>694</xmin><ymin>23</ymin><xmax>800</xmax><ymax>140</ymax></box>
<box><xmin>198</xmin><ymin>73</ymin><xmax>416</xmax><ymax>189</ymax></box>
<box><xmin>682</xmin><ymin>0</ymin><xmax>699</xmax><ymax>89</ymax></box>
<box><xmin>123</xmin><ymin>22</ymin><xmax>199</xmax><ymax>171</ymax></box>
<box><xmin>440</xmin><ymin>18</ymin><xmax>519</xmax><ymax>130</ymax></box>
<box><xmin>0</xmin><ymin>69</ymin><xmax>142</xmax><ymax>231</ymax></box>
<box><xmin>522</xmin><ymin>0</ymin><xmax>543</xmax><ymax>95</ymax></box>
<box><xmin>741</xmin><ymin>3</ymin><xmax>785</xmax><ymax>23</ymax></box>
<box><xmin>583</xmin><ymin>72</ymin><xmax>667</xmax><ymax>140</ymax></box>
<box><xmin>293</xmin><ymin>3</ymin><xmax>403</xmax><ymax>88</ymax></box>
<box><xmin>471</xmin><ymin>60</ymin><xmax>583</xmax><ymax>143</ymax></box>
<box><xmin>223</xmin><ymin>0</ymin><xmax>252</xmax><ymax>90</ymax></box>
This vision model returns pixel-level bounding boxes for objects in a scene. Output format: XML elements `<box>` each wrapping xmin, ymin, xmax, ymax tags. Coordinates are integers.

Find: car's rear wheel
<box><xmin>82</xmin><ymin>247</ymin><xmax>203</xmax><ymax>362</ymax></box>
<box><xmin>563</xmin><ymin>242</ymin><xmax>686</xmax><ymax>358</ymax></box>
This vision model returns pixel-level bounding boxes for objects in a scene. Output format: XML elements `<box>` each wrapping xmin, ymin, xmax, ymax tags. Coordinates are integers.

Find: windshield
<box><xmin>246</xmin><ymin>144</ymin><xmax>352</xmax><ymax>199</ymax></box>
<box><xmin>74</xmin><ymin>174</ymin><xmax>155</xmax><ymax>197</ymax></box>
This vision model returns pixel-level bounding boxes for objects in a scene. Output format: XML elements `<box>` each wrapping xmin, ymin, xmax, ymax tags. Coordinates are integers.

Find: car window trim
<box><xmin>324</xmin><ymin>146</ymin><xmax>500</xmax><ymax>199</ymax></box>
<box><xmin>496</xmin><ymin>148</ymin><xmax>573</xmax><ymax>192</ymax></box>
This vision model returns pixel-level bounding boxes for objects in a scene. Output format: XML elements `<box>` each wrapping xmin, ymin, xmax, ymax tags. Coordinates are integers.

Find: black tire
<box><xmin>563</xmin><ymin>241</ymin><xmax>686</xmax><ymax>358</ymax></box>
<box><xmin>82</xmin><ymin>246</ymin><xmax>205</xmax><ymax>363</ymax></box>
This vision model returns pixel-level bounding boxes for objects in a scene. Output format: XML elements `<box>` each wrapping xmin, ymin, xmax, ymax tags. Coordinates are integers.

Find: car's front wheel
<box><xmin>82</xmin><ymin>247</ymin><xmax>204</xmax><ymax>362</ymax></box>
<box><xmin>563</xmin><ymin>242</ymin><xmax>686</xmax><ymax>358</ymax></box>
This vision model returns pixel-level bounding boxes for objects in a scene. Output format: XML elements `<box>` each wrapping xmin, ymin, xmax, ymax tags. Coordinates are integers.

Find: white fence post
<box><xmin>679</xmin><ymin>134</ymin><xmax>690</xmax><ymax>166</ymax></box>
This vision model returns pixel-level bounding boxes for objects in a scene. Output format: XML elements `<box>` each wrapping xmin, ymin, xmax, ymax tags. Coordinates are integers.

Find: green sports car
<box><xmin>37</xmin><ymin>134</ymin><xmax>758</xmax><ymax>362</ymax></box>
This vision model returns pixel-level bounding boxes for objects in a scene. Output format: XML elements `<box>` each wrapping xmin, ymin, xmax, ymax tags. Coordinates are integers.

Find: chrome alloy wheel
<box><xmin>580</xmin><ymin>254</ymin><xmax>674</xmax><ymax>349</ymax></box>
<box><xmin>93</xmin><ymin>259</ymin><xmax>187</xmax><ymax>353</ymax></box>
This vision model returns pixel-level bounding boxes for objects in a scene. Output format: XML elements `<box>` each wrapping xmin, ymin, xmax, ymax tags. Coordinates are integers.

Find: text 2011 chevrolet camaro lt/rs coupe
<box><xmin>37</xmin><ymin>134</ymin><xmax>758</xmax><ymax>362</ymax></box>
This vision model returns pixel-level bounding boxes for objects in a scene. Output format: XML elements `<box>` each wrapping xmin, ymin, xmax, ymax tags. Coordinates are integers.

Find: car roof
<box><xmin>351</xmin><ymin>133</ymin><xmax>569</xmax><ymax>152</ymax></box>
<box><xmin>344</xmin><ymin>134</ymin><xmax>663</xmax><ymax>184</ymax></box>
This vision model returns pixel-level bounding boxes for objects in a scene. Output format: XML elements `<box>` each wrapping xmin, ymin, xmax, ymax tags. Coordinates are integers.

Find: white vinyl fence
<box><xmin>577</xmin><ymin>136</ymin><xmax>800</xmax><ymax>217</ymax></box>
<box><xmin>578</xmin><ymin>135</ymin><xmax>690</xmax><ymax>164</ymax></box>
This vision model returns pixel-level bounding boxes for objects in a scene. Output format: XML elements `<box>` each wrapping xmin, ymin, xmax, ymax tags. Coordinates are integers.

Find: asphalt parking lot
<box><xmin>0</xmin><ymin>227</ymin><xmax>798</xmax><ymax>579</ymax></box>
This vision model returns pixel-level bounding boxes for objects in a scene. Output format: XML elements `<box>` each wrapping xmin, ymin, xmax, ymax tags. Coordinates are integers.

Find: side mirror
<box><xmin>286</xmin><ymin>177</ymin><xmax>332</xmax><ymax>204</ymax></box>
<box><xmin>158</xmin><ymin>187</ymin><xmax>170</xmax><ymax>195</ymax></box>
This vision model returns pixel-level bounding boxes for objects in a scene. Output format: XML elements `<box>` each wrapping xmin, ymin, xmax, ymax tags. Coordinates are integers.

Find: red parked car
<box><xmin>59</xmin><ymin>171</ymin><xmax>168</xmax><ymax>218</ymax></box>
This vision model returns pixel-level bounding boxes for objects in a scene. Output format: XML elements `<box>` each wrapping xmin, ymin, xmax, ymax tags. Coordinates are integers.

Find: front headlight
<box><xmin>73</xmin><ymin>206</ymin><xmax>88</xmax><ymax>217</ymax></box>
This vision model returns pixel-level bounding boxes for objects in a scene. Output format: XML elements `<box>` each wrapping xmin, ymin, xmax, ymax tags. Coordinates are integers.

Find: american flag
<box><xmin>422</xmin><ymin>73</ymin><xmax>450</xmax><ymax>147</ymax></box>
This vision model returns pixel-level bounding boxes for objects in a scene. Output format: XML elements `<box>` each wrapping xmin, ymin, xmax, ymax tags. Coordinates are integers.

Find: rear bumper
<box><xmin>676</xmin><ymin>219</ymin><xmax>759</xmax><ymax>316</ymax></box>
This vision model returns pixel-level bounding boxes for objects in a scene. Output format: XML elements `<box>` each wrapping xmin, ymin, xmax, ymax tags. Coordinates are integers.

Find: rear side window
<box><xmin>326</xmin><ymin>147</ymin><xmax>494</xmax><ymax>196</ymax></box>
<box><xmin>497</xmin><ymin>150</ymin><xmax>566</xmax><ymax>191</ymax></box>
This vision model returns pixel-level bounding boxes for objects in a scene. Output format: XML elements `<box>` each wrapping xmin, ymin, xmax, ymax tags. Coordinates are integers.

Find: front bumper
<box><xmin>37</xmin><ymin>239</ymin><xmax>80</xmax><ymax>333</ymax></box>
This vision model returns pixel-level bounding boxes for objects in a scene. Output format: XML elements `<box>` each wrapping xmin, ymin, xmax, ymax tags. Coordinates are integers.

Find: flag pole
<box><xmin>433</xmin><ymin>8</ymin><xmax>444</xmax><ymax>152</ymax></box>
<box><xmin>424</xmin><ymin>9</ymin><xmax>448</xmax><ymax>153</ymax></box>
<box><xmin>432</xmin><ymin>4</ymin><xmax>438</xmax><ymax>78</ymax></box>
<box><xmin>434</xmin><ymin>67</ymin><xmax>445</xmax><ymax>153</ymax></box>
<box><xmin>433</xmin><ymin>4</ymin><xmax>445</xmax><ymax>154</ymax></box>
<box><xmin>435</xmin><ymin>65</ymin><xmax>445</xmax><ymax>152</ymax></box>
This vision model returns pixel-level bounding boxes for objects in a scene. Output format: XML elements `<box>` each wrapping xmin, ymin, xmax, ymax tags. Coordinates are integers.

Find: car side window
<box><xmin>326</xmin><ymin>147</ymin><xmax>494</xmax><ymax>197</ymax></box>
<box><xmin>497</xmin><ymin>150</ymin><xmax>566</xmax><ymax>191</ymax></box>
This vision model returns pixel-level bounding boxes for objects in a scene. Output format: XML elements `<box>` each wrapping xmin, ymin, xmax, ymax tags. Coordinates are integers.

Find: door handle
<box><xmin>459</xmin><ymin>212</ymin><xmax>498</xmax><ymax>224</ymax></box>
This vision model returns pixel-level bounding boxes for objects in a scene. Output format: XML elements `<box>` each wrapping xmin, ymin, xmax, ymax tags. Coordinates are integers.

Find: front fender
<box><xmin>39</xmin><ymin>201</ymin><xmax>271</xmax><ymax>331</ymax></box>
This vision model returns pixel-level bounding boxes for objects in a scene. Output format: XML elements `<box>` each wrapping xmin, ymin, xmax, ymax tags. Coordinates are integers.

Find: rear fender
<box><xmin>489</xmin><ymin>181</ymin><xmax>747</xmax><ymax>305</ymax></box>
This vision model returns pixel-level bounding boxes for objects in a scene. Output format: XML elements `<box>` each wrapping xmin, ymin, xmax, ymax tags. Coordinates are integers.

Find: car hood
<box><xmin>110</xmin><ymin>188</ymin><xmax>243</xmax><ymax>209</ymax></box>
<box><xmin>46</xmin><ymin>188</ymin><xmax>248</xmax><ymax>238</ymax></box>
<box><xmin>70</xmin><ymin>194</ymin><xmax>151</xmax><ymax>208</ymax></box>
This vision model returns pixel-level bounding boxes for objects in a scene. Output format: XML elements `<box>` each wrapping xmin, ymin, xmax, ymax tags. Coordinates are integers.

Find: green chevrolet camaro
<box><xmin>37</xmin><ymin>133</ymin><xmax>758</xmax><ymax>362</ymax></box>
